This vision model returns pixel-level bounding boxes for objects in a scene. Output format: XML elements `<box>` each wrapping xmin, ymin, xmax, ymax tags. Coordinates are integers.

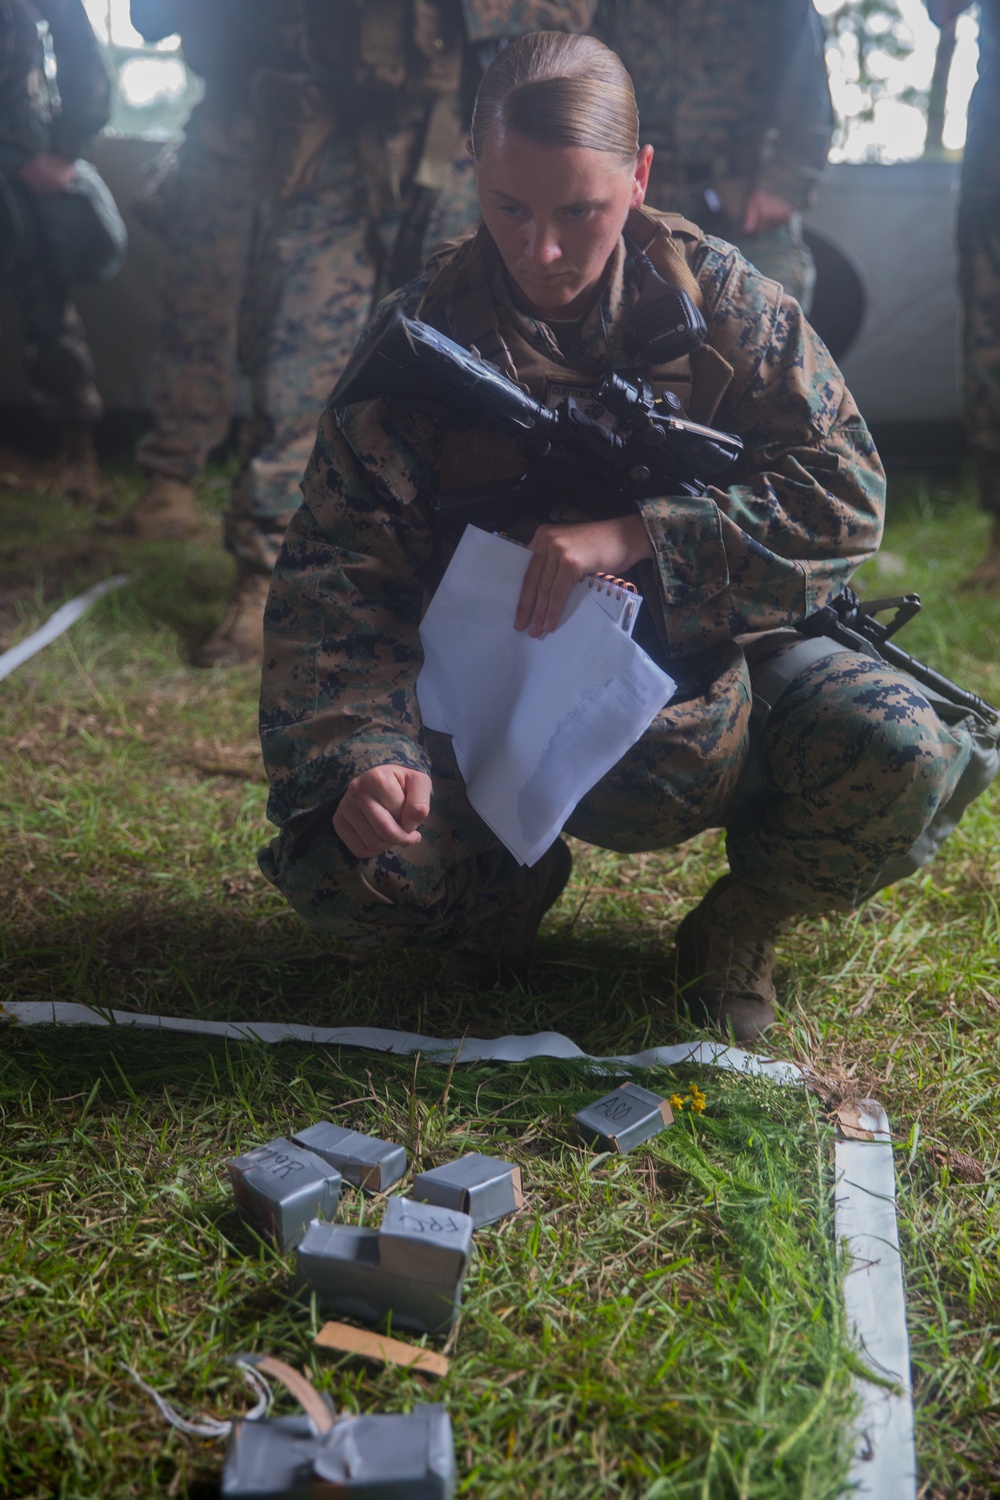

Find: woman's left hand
<box><xmin>514</xmin><ymin>513</ymin><xmax>653</xmax><ymax>637</ymax></box>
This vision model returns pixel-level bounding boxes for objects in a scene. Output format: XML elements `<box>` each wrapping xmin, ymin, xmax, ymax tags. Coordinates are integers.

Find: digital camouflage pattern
<box><xmin>226</xmin><ymin>0</ymin><xmax>595</xmax><ymax>573</ymax></box>
<box><xmin>132</xmin><ymin>2</ymin><xmax>309</xmax><ymax>482</ymax></box>
<box><xmin>135</xmin><ymin>96</ymin><xmax>257</xmax><ymax>481</ymax></box>
<box><xmin>0</xmin><ymin>0</ymin><xmax>116</xmax><ymax>422</ymax></box>
<box><xmin>226</xmin><ymin>138</ymin><xmax>481</xmax><ymax>572</ymax></box>
<box><xmin>257</xmin><ymin>219</ymin><xmax>973</xmax><ymax>944</ymax></box>
<box><xmin>460</xmin><ymin>0</ymin><xmax>596</xmax><ymax>39</ymax></box>
<box><xmin>594</xmin><ymin>0</ymin><xmax>833</xmax><ymax>308</ymax></box>
<box><xmin>957</xmin><ymin>0</ymin><xmax>1000</xmax><ymax>502</ymax></box>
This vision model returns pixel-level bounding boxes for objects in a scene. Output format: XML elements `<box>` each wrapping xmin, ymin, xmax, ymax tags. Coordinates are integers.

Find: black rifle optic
<box><xmin>801</xmin><ymin>587</ymin><xmax>998</xmax><ymax>723</ymax></box>
<box><xmin>330</xmin><ymin>303</ymin><xmax>744</xmax><ymax>526</ymax></box>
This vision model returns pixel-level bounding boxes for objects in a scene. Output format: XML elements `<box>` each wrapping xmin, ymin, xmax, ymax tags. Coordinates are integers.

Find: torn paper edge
<box><xmin>835</xmin><ymin>1099</ymin><xmax>917</xmax><ymax>1500</ymax></box>
<box><xmin>0</xmin><ymin>574</ymin><xmax>131</xmax><ymax>684</ymax></box>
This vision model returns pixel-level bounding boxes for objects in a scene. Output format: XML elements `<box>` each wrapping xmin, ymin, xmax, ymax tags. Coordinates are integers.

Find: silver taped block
<box><xmin>296</xmin><ymin>1199</ymin><xmax>473</xmax><ymax>1336</ymax></box>
<box><xmin>220</xmin><ymin>1414</ymin><xmax>316</xmax><ymax>1498</ymax></box>
<box><xmin>291</xmin><ymin>1121</ymin><xmax>407</xmax><ymax>1193</ymax></box>
<box><xmin>221</xmin><ymin>1406</ymin><xmax>456</xmax><ymax>1498</ymax></box>
<box><xmin>573</xmin><ymin>1083</ymin><xmax>673</xmax><ymax>1154</ymax></box>
<box><xmin>313</xmin><ymin>1405</ymin><xmax>457</xmax><ymax>1496</ymax></box>
<box><xmin>411</xmin><ymin>1153</ymin><xmax>523</xmax><ymax>1228</ymax></box>
<box><xmin>379</xmin><ymin>1196</ymin><xmax>474</xmax><ymax>1284</ymax></box>
<box><xmin>227</xmin><ymin>1138</ymin><xmax>343</xmax><ymax>1253</ymax></box>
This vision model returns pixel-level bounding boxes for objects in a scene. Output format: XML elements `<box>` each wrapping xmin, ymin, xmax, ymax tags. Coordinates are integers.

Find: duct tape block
<box><xmin>313</xmin><ymin>1406</ymin><xmax>456</xmax><ymax>1497</ymax></box>
<box><xmin>227</xmin><ymin>1138</ymin><xmax>343</xmax><ymax>1253</ymax></box>
<box><xmin>410</xmin><ymin>1153</ymin><xmax>523</xmax><ymax>1228</ymax></box>
<box><xmin>292</xmin><ymin>1121</ymin><xmax>407</xmax><ymax>1194</ymax></box>
<box><xmin>220</xmin><ymin>1414</ymin><xmax>318</xmax><ymax>1498</ymax></box>
<box><xmin>221</xmin><ymin>1406</ymin><xmax>456</xmax><ymax>1498</ymax></box>
<box><xmin>574</xmin><ymin>1083</ymin><xmax>674</xmax><ymax>1154</ymax></box>
<box><xmin>296</xmin><ymin>1204</ymin><xmax>472</xmax><ymax>1336</ymax></box>
<box><xmin>378</xmin><ymin>1196</ymin><xmax>474</xmax><ymax>1284</ymax></box>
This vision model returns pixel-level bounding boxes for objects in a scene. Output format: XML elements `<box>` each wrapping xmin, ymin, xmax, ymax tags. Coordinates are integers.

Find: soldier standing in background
<box><xmin>927</xmin><ymin>0</ymin><xmax>1000</xmax><ymax>586</ymax></box>
<box><xmin>188</xmin><ymin>0</ymin><xmax>598</xmax><ymax>668</ymax></box>
<box><xmin>123</xmin><ymin>1</ymin><xmax>305</xmax><ymax>540</ymax></box>
<box><xmin>0</xmin><ymin>0</ymin><xmax>125</xmax><ymax>499</ymax></box>
<box><xmin>595</xmin><ymin>0</ymin><xmax>833</xmax><ymax>312</ymax></box>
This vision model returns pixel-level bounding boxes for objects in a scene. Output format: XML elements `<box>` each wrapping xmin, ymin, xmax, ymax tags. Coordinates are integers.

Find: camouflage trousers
<box><xmin>647</xmin><ymin>181</ymin><xmax>816</xmax><ymax>313</ymax></box>
<box><xmin>957</xmin><ymin>188</ymin><xmax>1000</xmax><ymax>512</ymax></box>
<box><xmin>259</xmin><ymin>640</ymin><xmax>972</xmax><ymax>949</ymax></box>
<box><xmin>135</xmin><ymin>93</ymin><xmax>257</xmax><ymax>481</ymax></box>
<box><xmin>227</xmin><ymin>143</ymin><xmax>479</xmax><ymax>573</ymax></box>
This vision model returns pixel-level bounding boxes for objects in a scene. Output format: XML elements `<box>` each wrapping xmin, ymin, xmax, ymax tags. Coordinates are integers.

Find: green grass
<box><xmin>1</xmin><ymin>469</ymin><xmax>998</xmax><ymax>1498</ymax></box>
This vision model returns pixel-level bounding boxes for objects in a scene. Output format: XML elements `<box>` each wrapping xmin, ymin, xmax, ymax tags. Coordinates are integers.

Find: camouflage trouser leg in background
<box><xmin>727</xmin><ymin>214</ymin><xmax>816</xmax><ymax>316</ymax></box>
<box><xmin>226</xmin><ymin>142</ymin><xmax>376</xmax><ymax>573</ymax></box>
<box><xmin>226</xmin><ymin>141</ymin><xmax>482</xmax><ymax>576</ymax></box>
<box><xmin>259</xmin><ymin>644</ymin><xmax>972</xmax><ymax>948</ymax></box>
<box><xmin>135</xmin><ymin>95</ymin><xmax>257</xmax><ymax>482</ymax></box>
<box><xmin>957</xmin><ymin>188</ymin><xmax>1000</xmax><ymax>515</ymax></box>
<box><xmin>646</xmin><ymin>180</ymin><xmax>816</xmax><ymax>314</ymax></box>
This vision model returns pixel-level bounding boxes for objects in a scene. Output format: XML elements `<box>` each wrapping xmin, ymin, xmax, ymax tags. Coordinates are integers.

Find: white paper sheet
<box><xmin>417</xmin><ymin>527</ymin><xmax>675</xmax><ymax>865</ymax></box>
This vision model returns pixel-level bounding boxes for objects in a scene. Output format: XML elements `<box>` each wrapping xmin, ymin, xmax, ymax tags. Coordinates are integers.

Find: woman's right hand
<box><xmin>333</xmin><ymin>765</ymin><xmax>432</xmax><ymax>858</ymax></box>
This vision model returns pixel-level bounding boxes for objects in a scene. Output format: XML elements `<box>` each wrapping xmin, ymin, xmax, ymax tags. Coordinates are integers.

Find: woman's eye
<box><xmin>562</xmin><ymin>205</ymin><xmax>593</xmax><ymax>221</ymax></box>
<box><xmin>498</xmin><ymin>202</ymin><xmax>526</xmax><ymax>218</ymax></box>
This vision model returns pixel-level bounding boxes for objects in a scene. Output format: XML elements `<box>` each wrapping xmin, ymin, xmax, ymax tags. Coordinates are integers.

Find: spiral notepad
<box><xmin>417</xmin><ymin>526</ymin><xmax>676</xmax><ymax>866</ymax></box>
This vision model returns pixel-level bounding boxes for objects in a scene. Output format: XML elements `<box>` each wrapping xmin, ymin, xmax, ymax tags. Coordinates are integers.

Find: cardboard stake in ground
<box><xmin>314</xmin><ymin>1321</ymin><xmax>449</xmax><ymax>1378</ymax></box>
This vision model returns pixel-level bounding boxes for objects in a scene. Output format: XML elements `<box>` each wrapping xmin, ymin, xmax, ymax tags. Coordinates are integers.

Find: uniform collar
<box><xmin>486</xmin><ymin>234</ymin><xmax>643</xmax><ymax>374</ymax></box>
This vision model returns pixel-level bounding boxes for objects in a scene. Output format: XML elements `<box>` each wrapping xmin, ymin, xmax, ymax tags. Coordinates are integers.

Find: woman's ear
<box><xmin>632</xmin><ymin>144</ymin><xmax>654</xmax><ymax>207</ymax></box>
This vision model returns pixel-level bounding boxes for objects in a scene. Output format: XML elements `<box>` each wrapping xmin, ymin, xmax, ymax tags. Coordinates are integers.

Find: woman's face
<box><xmin>475</xmin><ymin>132</ymin><xmax>653</xmax><ymax>322</ymax></box>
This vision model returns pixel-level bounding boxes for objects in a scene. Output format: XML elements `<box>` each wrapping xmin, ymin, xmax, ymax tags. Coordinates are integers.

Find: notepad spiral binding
<box><xmin>586</xmin><ymin>572</ymin><xmax>637</xmax><ymax>599</ymax></box>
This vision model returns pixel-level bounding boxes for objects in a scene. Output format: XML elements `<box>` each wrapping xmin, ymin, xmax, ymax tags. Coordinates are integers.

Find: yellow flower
<box><xmin>669</xmin><ymin>1094</ymin><xmax>684</xmax><ymax>1111</ymax></box>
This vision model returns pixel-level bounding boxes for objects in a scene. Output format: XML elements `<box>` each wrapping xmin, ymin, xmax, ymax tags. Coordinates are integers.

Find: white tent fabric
<box><xmin>804</xmin><ymin>160</ymin><xmax>962</xmax><ymax>422</ymax></box>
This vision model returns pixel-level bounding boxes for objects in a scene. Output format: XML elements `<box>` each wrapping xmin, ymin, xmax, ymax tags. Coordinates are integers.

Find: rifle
<box><xmin>331</xmin><ymin>303</ymin><xmax>744</xmax><ymax>526</ymax></box>
<box><xmin>332</xmin><ymin>305</ymin><xmax>996</xmax><ymax>723</ymax></box>
<box><xmin>800</xmin><ymin>587</ymin><xmax>999</xmax><ymax>723</ymax></box>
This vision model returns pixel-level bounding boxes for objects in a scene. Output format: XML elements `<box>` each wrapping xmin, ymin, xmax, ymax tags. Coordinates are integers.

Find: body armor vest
<box><xmin>415</xmin><ymin>206</ymin><xmax>735</xmax><ymax>533</ymax></box>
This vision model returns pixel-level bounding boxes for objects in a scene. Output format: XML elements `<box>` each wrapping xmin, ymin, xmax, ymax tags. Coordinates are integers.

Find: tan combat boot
<box><xmin>123</xmin><ymin>475</ymin><xmax>202</xmax><ymax>540</ymax></box>
<box><xmin>194</xmin><ymin>566</ymin><xmax>271</xmax><ymax>668</ymax></box>
<box><xmin>673</xmin><ymin>874</ymin><xmax>796</xmax><ymax>1041</ymax></box>
<box><xmin>442</xmin><ymin>838</ymin><xmax>573</xmax><ymax>991</ymax></box>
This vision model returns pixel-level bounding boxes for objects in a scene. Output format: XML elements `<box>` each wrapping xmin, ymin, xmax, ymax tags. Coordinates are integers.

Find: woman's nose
<box><xmin>524</xmin><ymin>223</ymin><xmax>562</xmax><ymax>265</ymax></box>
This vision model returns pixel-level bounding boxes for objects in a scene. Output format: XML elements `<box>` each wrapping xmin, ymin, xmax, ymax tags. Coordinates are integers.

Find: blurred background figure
<box><xmin>0</xmin><ymin>0</ymin><xmax>126</xmax><ymax>500</ymax></box>
<box><xmin>595</xmin><ymin>0</ymin><xmax>833</xmax><ymax>312</ymax></box>
<box><xmin>928</xmin><ymin>0</ymin><xmax>1000</xmax><ymax>586</ymax></box>
<box><xmin>124</xmin><ymin>0</ymin><xmax>303</xmax><ymax>541</ymax></box>
<box><xmin>191</xmin><ymin>0</ymin><xmax>598</xmax><ymax>668</ymax></box>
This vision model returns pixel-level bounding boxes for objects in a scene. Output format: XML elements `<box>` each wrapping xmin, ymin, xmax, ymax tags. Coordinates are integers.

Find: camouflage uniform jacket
<box><xmin>260</xmin><ymin>221</ymin><xmax>885</xmax><ymax>840</ymax></box>
<box><xmin>0</xmin><ymin>0</ymin><xmax>110</xmax><ymax>168</ymax></box>
<box><xmin>594</xmin><ymin>0</ymin><xmax>833</xmax><ymax>212</ymax></box>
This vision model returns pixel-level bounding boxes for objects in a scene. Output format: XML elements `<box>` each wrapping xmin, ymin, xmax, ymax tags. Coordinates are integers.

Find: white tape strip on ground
<box><xmin>0</xmin><ymin>574</ymin><xmax>131</xmax><ymax>684</ymax></box>
<box><xmin>2</xmin><ymin>1001</ymin><xmax>802</xmax><ymax>1082</ymax></box>
<box><xmin>835</xmin><ymin>1100</ymin><xmax>917</xmax><ymax>1499</ymax></box>
<box><xmin>6</xmin><ymin>1002</ymin><xmax>914</xmax><ymax>1492</ymax></box>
